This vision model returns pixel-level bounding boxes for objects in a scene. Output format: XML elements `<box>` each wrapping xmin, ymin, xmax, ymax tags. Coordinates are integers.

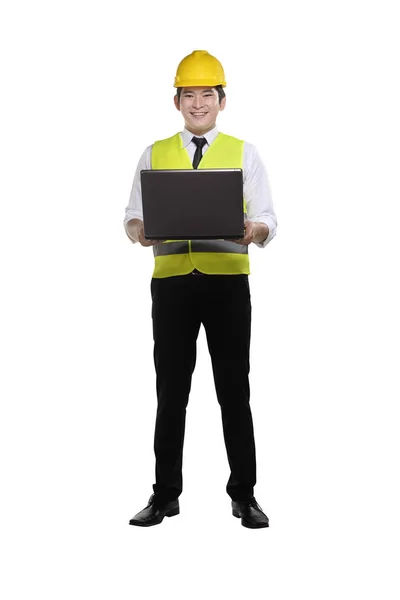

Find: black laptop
<box><xmin>140</xmin><ymin>168</ymin><xmax>245</xmax><ymax>240</ymax></box>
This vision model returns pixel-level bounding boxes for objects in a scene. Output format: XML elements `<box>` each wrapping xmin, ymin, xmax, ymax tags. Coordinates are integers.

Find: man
<box><xmin>124</xmin><ymin>50</ymin><xmax>277</xmax><ymax>528</ymax></box>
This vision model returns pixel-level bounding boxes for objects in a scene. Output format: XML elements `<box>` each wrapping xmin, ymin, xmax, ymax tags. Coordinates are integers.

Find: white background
<box><xmin>1</xmin><ymin>0</ymin><xmax>399</xmax><ymax>598</ymax></box>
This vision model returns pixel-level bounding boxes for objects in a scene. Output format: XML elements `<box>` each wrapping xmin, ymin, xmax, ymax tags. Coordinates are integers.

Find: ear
<box><xmin>174</xmin><ymin>95</ymin><xmax>181</xmax><ymax>111</ymax></box>
<box><xmin>219</xmin><ymin>96</ymin><xmax>227</xmax><ymax>112</ymax></box>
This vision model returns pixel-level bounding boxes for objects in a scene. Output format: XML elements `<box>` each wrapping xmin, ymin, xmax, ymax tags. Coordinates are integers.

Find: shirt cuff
<box><xmin>124</xmin><ymin>212</ymin><xmax>144</xmax><ymax>244</ymax></box>
<box><xmin>250</xmin><ymin>217</ymin><xmax>277</xmax><ymax>248</ymax></box>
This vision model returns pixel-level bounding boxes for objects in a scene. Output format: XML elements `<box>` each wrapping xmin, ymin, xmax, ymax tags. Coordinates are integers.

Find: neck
<box><xmin>185</xmin><ymin>124</ymin><xmax>216</xmax><ymax>136</ymax></box>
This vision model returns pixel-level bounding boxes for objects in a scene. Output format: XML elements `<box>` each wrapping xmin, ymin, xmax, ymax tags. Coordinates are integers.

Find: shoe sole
<box><xmin>232</xmin><ymin>509</ymin><xmax>269</xmax><ymax>528</ymax></box>
<box><xmin>129</xmin><ymin>506</ymin><xmax>180</xmax><ymax>527</ymax></box>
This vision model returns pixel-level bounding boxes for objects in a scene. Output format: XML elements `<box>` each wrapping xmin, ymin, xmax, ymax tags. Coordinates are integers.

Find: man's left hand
<box><xmin>229</xmin><ymin>220</ymin><xmax>267</xmax><ymax>246</ymax></box>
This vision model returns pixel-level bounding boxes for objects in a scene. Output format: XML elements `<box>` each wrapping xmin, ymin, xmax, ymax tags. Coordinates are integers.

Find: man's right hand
<box><xmin>137</xmin><ymin>223</ymin><xmax>160</xmax><ymax>247</ymax></box>
<box><xmin>126</xmin><ymin>218</ymin><xmax>161</xmax><ymax>247</ymax></box>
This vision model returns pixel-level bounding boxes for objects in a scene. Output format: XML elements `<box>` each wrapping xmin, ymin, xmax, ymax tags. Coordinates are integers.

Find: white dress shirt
<box><xmin>124</xmin><ymin>126</ymin><xmax>277</xmax><ymax>248</ymax></box>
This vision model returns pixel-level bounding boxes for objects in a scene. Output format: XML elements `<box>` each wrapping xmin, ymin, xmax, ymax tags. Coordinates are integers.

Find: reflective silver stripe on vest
<box><xmin>153</xmin><ymin>242</ymin><xmax>189</xmax><ymax>257</ymax></box>
<box><xmin>153</xmin><ymin>240</ymin><xmax>248</xmax><ymax>257</ymax></box>
<box><xmin>191</xmin><ymin>240</ymin><xmax>248</xmax><ymax>254</ymax></box>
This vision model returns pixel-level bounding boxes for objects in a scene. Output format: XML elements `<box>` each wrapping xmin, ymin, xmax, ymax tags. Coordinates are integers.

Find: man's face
<box><xmin>174</xmin><ymin>87</ymin><xmax>226</xmax><ymax>135</ymax></box>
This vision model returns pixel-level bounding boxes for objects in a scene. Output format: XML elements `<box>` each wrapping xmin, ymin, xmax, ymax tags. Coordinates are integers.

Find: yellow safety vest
<box><xmin>151</xmin><ymin>132</ymin><xmax>250</xmax><ymax>278</ymax></box>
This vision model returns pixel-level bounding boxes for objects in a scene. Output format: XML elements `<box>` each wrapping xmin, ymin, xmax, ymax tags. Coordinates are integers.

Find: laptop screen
<box><xmin>141</xmin><ymin>169</ymin><xmax>244</xmax><ymax>240</ymax></box>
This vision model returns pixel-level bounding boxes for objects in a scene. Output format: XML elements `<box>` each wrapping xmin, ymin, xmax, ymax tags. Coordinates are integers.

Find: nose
<box><xmin>192</xmin><ymin>98</ymin><xmax>205</xmax><ymax>109</ymax></box>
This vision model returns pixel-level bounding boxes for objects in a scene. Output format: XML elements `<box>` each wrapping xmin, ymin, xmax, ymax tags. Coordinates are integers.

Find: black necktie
<box><xmin>192</xmin><ymin>136</ymin><xmax>207</xmax><ymax>169</ymax></box>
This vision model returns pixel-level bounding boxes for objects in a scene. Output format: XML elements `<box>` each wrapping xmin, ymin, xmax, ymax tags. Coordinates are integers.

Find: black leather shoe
<box><xmin>232</xmin><ymin>497</ymin><xmax>269</xmax><ymax>529</ymax></box>
<box><xmin>129</xmin><ymin>493</ymin><xmax>180</xmax><ymax>527</ymax></box>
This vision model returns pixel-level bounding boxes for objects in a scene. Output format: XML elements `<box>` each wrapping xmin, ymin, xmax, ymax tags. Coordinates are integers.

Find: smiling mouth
<box><xmin>191</xmin><ymin>112</ymin><xmax>208</xmax><ymax>117</ymax></box>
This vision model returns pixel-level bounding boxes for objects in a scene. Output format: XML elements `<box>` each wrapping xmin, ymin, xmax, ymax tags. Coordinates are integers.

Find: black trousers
<box><xmin>150</xmin><ymin>272</ymin><xmax>257</xmax><ymax>503</ymax></box>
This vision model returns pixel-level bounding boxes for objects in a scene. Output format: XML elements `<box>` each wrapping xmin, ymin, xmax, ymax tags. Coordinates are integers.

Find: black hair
<box><xmin>176</xmin><ymin>85</ymin><xmax>226</xmax><ymax>104</ymax></box>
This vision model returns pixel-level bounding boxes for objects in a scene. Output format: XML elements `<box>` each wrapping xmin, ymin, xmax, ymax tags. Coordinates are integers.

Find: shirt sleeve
<box><xmin>243</xmin><ymin>142</ymin><xmax>277</xmax><ymax>249</ymax></box>
<box><xmin>123</xmin><ymin>145</ymin><xmax>152</xmax><ymax>242</ymax></box>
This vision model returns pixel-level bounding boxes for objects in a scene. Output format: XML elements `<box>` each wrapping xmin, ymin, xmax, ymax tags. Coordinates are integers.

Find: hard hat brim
<box><xmin>174</xmin><ymin>78</ymin><xmax>227</xmax><ymax>88</ymax></box>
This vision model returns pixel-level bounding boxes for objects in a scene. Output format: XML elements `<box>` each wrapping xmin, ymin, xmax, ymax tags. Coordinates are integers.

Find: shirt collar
<box><xmin>181</xmin><ymin>126</ymin><xmax>219</xmax><ymax>148</ymax></box>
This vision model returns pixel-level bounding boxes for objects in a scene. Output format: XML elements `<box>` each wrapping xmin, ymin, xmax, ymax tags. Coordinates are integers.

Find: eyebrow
<box><xmin>182</xmin><ymin>90</ymin><xmax>214</xmax><ymax>95</ymax></box>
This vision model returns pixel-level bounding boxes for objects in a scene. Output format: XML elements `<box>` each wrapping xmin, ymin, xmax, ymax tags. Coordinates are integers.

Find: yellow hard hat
<box><xmin>174</xmin><ymin>50</ymin><xmax>226</xmax><ymax>88</ymax></box>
